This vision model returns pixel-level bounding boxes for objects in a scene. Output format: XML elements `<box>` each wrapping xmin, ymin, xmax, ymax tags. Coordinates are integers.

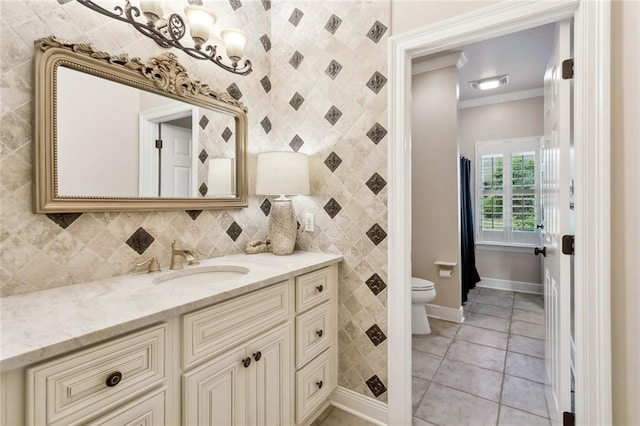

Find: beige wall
<box><xmin>411</xmin><ymin>66</ymin><xmax>461</xmax><ymax>309</ymax></box>
<box><xmin>459</xmin><ymin>97</ymin><xmax>544</xmax><ymax>284</ymax></box>
<box><xmin>391</xmin><ymin>1</ymin><xmax>498</xmax><ymax>35</ymax></box>
<box><xmin>393</xmin><ymin>0</ymin><xmax>640</xmax><ymax>423</ymax></box>
<box><xmin>611</xmin><ymin>1</ymin><xmax>640</xmax><ymax>423</ymax></box>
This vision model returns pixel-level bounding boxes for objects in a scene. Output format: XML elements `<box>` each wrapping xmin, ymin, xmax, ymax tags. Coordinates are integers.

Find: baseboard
<box><xmin>478</xmin><ymin>277</ymin><xmax>543</xmax><ymax>295</ymax></box>
<box><xmin>329</xmin><ymin>386</ymin><xmax>388</xmax><ymax>426</ymax></box>
<box><xmin>425</xmin><ymin>303</ymin><xmax>464</xmax><ymax>323</ymax></box>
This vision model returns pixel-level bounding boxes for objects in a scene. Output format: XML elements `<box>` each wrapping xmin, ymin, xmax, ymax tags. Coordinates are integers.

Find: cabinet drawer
<box><xmin>86</xmin><ymin>388</ymin><xmax>165</xmax><ymax>426</ymax></box>
<box><xmin>296</xmin><ymin>266</ymin><xmax>335</xmax><ymax>313</ymax></box>
<box><xmin>295</xmin><ymin>349</ymin><xmax>333</xmax><ymax>424</ymax></box>
<box><xmin>26</xmin><ymin>324</ymin><xmax>166</xmax><ymax>426</ymax></box>
<box><xmin>183</xmin><ymin>281</ymin><xmax>292</xmax><ymax>369</ymax></box>
<box><xmin>296</xmin><ymin>302</ymin><xmax>331</xmax><ymax>369</ymax></box>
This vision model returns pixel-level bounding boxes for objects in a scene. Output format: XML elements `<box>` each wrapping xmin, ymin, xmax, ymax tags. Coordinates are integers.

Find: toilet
<box><xmin>412</xmin><ymin>277</ymin><xmax>436</xmax><ymax>334</ymax></box>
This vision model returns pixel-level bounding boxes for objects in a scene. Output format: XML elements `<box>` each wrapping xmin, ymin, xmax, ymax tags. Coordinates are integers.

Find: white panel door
<box><xmin>542</xmin><ymin>19</ymin><xmax>572</xmax><ymax>425</ymax></box>
<box><xmin>160</xmin><ymin>123</ymin><xmax>192</xmax><ymax>197</ymax></box>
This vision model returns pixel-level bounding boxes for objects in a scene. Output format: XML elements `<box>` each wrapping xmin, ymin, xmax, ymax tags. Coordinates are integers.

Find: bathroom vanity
<box><xmin>0</xmin><ymin>252</ymin><xmax>341</xmax><ymax>426</ymax></box>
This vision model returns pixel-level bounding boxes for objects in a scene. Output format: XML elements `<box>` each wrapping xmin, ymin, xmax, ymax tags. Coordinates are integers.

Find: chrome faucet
<box><xmin>170</xmin><ymin>240</ymin><xmax>199</xmax><ymax>270</ymax></box>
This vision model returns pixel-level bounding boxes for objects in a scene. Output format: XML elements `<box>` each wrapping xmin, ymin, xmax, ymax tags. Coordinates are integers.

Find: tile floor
<box><xmin>413</xmin><ymin>287</ymin><xmax>550</xmax><ymax>426</ymax></box>
<box><xmin>316</xmin><ymin>287</ymin><xmax>548</xmax><ymax>426</ymax></box>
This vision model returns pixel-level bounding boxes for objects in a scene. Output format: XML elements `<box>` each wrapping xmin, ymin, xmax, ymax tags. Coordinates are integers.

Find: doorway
<box><xmin>387</xmin><ymin>1</ymin><xmax>611</xmax><ymax>425</ymax></box>
<box><xmin>139</xmin><ymin>104</ymin><xmax>200</xmax><ymax>197</ymax></box>
<box><xmin>410</xmin><ymin>22</ymin><xmax>564</xmax><ymax>424</ymax></box>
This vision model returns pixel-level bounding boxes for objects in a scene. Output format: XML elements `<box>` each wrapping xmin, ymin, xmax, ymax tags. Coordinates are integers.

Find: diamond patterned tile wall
<box><xmin>325</xmin><ymin>59</ymin><xmax>343</xmax><ymax>80</ymax></box>
<box><xmin>0</xmin><ymin>0</ymin><xmax>271</xmax><ymax>297</ymax></box>
<box><xmin>0</xmin><ymin>0</ymin><xmax>391</xmax><ymax>405</ymax></box>
<box><xmin>226</xmin><ymin>83</ymin><xmax>243</xmax><ymax>100</ymax></box>
<box><xmin>197</xmin><ymin>110</ymin><xmax>236</xmax><ymax>189</ymax></box>
<box><xmin>221</xmin><ymin>127</ymin><xmax>233</xmax><ymax>142</ymax></box>
<box><xmin>324</xmin><ymin>152</ymin><xmax>342</xmax><ymax>172</ymax></box>
<box><xmin>46</xmin><ymin>213</ymin><xmax>82</xmax><ymax>230</ymax></box>
<box><xmin>367</xmin><ymin>122</ymin><xmax>388</xmax><ymax>144</ymax></box>
<box><xmin>324</xmin><ymin>14</ymin><xmax>342</xmax><ymax>34</ymax></box>
<box><xmin>289</xmin><ymin>135</ymin><xmax>304</xmax><ymax>152</ymax></box>
<box><xmin>260</xmin><ymin>199</ymin><xmax>272</xmax><ymax>216</ymax></box>
<box><xmin>125</xmin><ymin>227</ymin><xmax>155</xmax><ymax>255</ymax></box>
<box><xmin>271</xmin><ymin>1</ymin><xmax>389</xmax><ymax>401</ymax></box>
<box><xmin>260</xmin><ymin>75</ymin><xmax>272</xmax><ymax>93</ymax></box>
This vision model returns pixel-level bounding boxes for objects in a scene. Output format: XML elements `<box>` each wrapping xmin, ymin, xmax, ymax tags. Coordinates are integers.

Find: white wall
<box><xmin>57</xmin><ymin>67</ymin><xmax>139</xmax><ymax>197</ymax></box>
<box><xmin>458</xmin><ymin>97</ymin><xmax>544</xmax><ymax>284</ymax></box>
<box><xmin>411</xmin><ymin>66</ymin><xmax>461</xmax><ymax>309</ymax></box>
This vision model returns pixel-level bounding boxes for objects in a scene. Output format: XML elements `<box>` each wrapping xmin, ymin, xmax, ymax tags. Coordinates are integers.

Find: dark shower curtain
<box><xmin>460</xmin><ymin>156</ymin><xmax>481</xmax><ymax>304</ymax></box>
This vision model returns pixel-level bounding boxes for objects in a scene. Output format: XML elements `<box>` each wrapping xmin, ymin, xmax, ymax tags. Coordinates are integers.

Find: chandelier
<box><xmin>76</xmin><ymin>0</ymin><xmax>252</xmax><ymax>75</ymax></box>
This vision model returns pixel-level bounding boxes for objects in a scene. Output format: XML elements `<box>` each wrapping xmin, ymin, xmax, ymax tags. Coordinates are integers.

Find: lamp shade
<box><xmin>256</xmin><ymin>152</ymin><xmax>310</xmax><ymax>196</ymax></box>
<box><xmin>220</xmin><ymin>28</ymin><xmax>248</xmax><ymax>61</ymax></box>
<box><xmin>184</xmin><ymin>5</ymin><xmax>216</xmax><ymax>45</ymax></box>
<box><xmin>139</xmin><ymin>0</ymin><xmax>164</xmax><ymax>19</ymax></box>
<box><xmin>207</xmin><ymin>158</ymin><xmax>235</xmax><ymax>196</ymax></box>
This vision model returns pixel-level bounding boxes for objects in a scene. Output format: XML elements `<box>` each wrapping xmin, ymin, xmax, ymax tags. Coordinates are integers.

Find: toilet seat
<box><xmin>411</xmin><ymin>277</ymin><xmax>434</xmax><ymax>291</ymax></box>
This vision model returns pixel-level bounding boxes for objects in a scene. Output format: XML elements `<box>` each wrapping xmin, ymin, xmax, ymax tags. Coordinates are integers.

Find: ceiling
<box><xmin>458</xmin><ymin>23</ymin><xmax>556</xmax><ymax>101</ymax></box>
<box><xmin>414</xmin><ymin>23</ymin><xmax>557</xmax><ymax>102</ymax></box>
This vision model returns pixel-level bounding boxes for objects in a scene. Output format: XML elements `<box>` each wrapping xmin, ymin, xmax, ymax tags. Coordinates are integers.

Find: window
<box><xmin>475</xmin><ymin>137</ymin><xmax>541</xmax><ymax>246</ymax></box>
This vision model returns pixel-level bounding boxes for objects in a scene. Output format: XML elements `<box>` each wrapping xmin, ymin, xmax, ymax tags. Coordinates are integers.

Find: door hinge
<box><xmin>563</xmin><ymin>411</ymin><xmax>576</xmax><ymax>426</ymax></box>
<box><xmin>562</xmin><ymin>235</ymin><xmax>575</xmax><ymax>255</ymax></box>
<box><xmin>562</xmin><ymin>59</ymin><xmax>574</xmax><ymax>79</ymax></box>
<box><xmin>155</xmin><ymin>139</ymin><xmax>163</xmax><ymax>149</ymax></box>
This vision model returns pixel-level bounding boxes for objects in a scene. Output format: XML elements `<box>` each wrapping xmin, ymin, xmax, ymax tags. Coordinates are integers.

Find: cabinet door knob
<box><xmin>241</xmin><ymin>357</ymin><xmax>251</xmax><ymax>368</ymax></box>
<box><xmin>316</xmin><ymin>380</ymin><xmax>323</xmax><ymax>389</ymax></box>
<box><xmin>105</xmin><ymin>371</ymin><xmax>123</xmax><ymax>387</ymax></box>
<box><xmin>316</xmin><ymin>329</ymin><xmax>324</xmax><ymax>338</ymax></box>
<box><xmin>253</xmin><ymin>351</ymin><xmax>262</xmax><ymax>362</ymax></box>
<box><xmin>316</xmin><ymin>285</ymin><xmax>324</xmax><ymax>293</ymax></box>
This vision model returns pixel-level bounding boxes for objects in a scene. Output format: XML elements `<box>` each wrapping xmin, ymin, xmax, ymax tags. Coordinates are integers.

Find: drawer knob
<box><xmin>253</xmin><ymin>351</ymin><xmax>262</xmax><ymax>362</ymax></box>
<box><xmin>316</xmin><ymin>285</ymin><xmax>324</xmax><ymax>293</ymax></box>
<box><xmin>105</xmin><ymin>371</ymin><xmax>123</xmax><ymax>387</ymax></box>
<box><xmin>316</xmin><ymin>380</ymin><xmax>323</xmax><ymax>389</ymax></box>
<box><xmin>316</xmin><ymin>329</ymin><xmax>324</xmax><ymax>338</ymax></box>
<box><xmin>241</xmin><ymin>357</ymin><xmax>251</xmax><ymax>368</ymax></box>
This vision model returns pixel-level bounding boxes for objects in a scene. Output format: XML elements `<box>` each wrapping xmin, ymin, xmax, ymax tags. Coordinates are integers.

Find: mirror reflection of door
<box><xmin>138</xmin><ymin>103</ymin><xmax>199</xmax><ymax>198</ymax></box>
<box><xmin>159</xmin><ymin>119</ymin><xmax>193</xmax><ymax>197</ymax></box>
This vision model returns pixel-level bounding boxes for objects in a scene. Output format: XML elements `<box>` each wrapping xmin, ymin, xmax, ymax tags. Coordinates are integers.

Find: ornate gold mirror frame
<box><xmin>33</xmin><ymin>36</ymin><xmax>248</xmax><ymax>213</ymax></box>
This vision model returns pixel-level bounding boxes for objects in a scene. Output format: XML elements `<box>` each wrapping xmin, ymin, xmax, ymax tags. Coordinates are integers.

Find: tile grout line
<box><xmin>412</xmin><ymin>317</ymin><xmax>464</xmax><ymax>425</ymax></box>
<box><xmin>495</xmin><ymin>290</ymin><xmax>516</xmax><ymax>425</ymax></box>
<box><xmin>501</xmin><ymin>291</ymin><xmax>552</xmax><ymax>422</ymax></box>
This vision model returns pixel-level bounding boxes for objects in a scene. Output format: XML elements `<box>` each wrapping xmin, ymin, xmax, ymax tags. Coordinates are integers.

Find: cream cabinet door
<box><xmin>86</xmin><ymin>389</ymin><xmax>165</xmax><ymax>426</ymax></box>
<box><xmin>247</xmin><ymin>323</ymin><xmax>292</xmax><ymax>426</ymax></box>
<box><xmin>182</xmin><ymin>346</ymin><xmax>248</xmax><ymax>426</ymax></box>
<box><xmin>182</xmin><ymin>322</ymin><xmax>292</xmax><ymax>426</ymax></box>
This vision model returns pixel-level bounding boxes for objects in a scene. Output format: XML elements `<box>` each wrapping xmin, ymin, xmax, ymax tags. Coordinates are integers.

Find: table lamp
<box><xmin>256</xmin><ymin>152</ymin><xmax>310</xmax><ymax>255</ymax></box>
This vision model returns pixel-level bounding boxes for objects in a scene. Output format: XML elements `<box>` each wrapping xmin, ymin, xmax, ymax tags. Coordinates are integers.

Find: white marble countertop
<box><xmin>0</xmin><ymin>251</ymin><xmax>342</xmax><ymax>372</ymax></box>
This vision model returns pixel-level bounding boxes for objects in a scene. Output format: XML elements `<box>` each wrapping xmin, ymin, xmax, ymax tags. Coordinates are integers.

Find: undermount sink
<box><xmin>154</xmin><ymin>265</ymin><xmax>250</xmax><ymax>285</ymax></box>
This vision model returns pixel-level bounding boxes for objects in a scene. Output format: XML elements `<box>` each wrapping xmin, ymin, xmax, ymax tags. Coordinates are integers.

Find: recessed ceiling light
<box><xmin>469</xmin><ymin>74</ymin><xmax>510</xmax><ymax>90</ymax></box>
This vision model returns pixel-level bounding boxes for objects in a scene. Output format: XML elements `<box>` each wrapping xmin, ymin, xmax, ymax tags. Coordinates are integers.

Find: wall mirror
<box><xmin>34</xmin><ymin>36</ymin><xmax>248</xmax><ymax>212</ymax></box>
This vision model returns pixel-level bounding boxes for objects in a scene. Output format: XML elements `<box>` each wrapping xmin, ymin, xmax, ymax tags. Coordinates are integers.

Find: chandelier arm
<box><xmin>74</xmin><ymin>0</ymin><xmax>252</xmax><ymax>76</ymax></box>
<box><xmin>178</xmin><ymin>46</ymin><xmax>252</xmax><ymax>76</ymax></box>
